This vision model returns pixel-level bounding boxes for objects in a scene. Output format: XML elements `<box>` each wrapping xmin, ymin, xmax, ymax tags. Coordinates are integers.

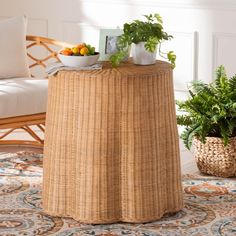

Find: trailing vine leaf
<box><xmin>145</xmin><ymin>37</ymin><xmax>159</xmax><ymax>52</ymax></box>
<box><xmin>154</xmin><ymin>13</ymin><xmax>163</xmax><ymax>23</ymax></box>
<box><xmin>109</xmin><ymin>50</ymin><xmax>128</xmax><ymax>68</ymax></box>
<box><xmin>167</xmin><ymin>51</ymin><xmax>176</xmax><ymax>68</ymax></box>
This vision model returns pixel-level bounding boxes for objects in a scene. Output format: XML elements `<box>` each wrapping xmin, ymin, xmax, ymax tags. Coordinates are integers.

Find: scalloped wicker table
<box><xmin>43</xmin><ymin>60</ymin><xmax>183</xmax><ymax>224</ymax></box>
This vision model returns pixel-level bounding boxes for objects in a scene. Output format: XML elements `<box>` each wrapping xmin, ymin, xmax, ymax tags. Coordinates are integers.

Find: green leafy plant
<box><xmin>177</xmin><ymin>65</ymin><xmax>236</xmax><ymax>150</ymax></box>
<box><xmin>109</xmin><ymin>13</ymin><xmax>176</xmax><ymax>67</ymax></box>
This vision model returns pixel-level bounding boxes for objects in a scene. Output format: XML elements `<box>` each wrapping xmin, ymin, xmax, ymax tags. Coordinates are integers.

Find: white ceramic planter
<box><xmin>132</xmin><ymin>42</ymin><xmax>157</xmax><ymax>65</ymax></box>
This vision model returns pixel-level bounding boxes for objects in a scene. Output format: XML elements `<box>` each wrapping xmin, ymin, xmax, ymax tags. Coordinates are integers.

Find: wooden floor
<box><xmin>0</xmin><ymin>130</ymin><xmax>198</xmax><ymax>175</ymax></box>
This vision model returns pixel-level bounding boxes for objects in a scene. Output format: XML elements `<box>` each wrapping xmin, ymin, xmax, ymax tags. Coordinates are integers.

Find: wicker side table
<box><xmin>43</xmin><ymin>60</ymin><xmax>183</xmax><ymax>224</ymax></box>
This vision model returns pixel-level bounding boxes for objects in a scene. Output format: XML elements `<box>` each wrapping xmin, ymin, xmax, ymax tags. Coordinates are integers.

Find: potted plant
<box><xmin>176</xmin><ymin>65</ymin><xmax>236</xmax><ymax>177</ymax></box>
<box><xmin>109</xmin><ymin>13</ymin><xmax>176</xmax><ymax>67</ymax></box>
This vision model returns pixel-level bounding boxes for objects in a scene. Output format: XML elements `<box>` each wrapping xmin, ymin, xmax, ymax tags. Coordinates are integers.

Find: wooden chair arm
<box><xmin>26</xmin><ymin>35</ymin><xmax>73</xmax><ymax>77</ymax></box>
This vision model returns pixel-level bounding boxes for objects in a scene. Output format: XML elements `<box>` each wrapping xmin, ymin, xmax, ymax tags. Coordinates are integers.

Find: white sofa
<box><xmin>0</xmin><ymin>35</ymin><xmax>72</xmax><ymax>146</ymax></box>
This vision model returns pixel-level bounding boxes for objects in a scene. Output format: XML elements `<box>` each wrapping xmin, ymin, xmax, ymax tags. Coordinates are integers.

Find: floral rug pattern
<box><xmin>0</xmin><ymin>151</ymin><xmax>236</xmax><ymax>235</ymax></box>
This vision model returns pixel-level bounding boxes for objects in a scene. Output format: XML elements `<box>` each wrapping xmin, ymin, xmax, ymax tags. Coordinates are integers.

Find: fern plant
<box><xmin>177</xmin><ymin>65</ymin><xmax>236</xmax><ymax>150</ymax></box>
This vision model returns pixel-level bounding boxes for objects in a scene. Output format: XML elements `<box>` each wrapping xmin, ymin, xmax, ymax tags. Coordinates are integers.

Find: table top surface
<box><xmin>57</xmin><ymin>59</ymin><xmax>172</xmax><ymax>78</ymax></box>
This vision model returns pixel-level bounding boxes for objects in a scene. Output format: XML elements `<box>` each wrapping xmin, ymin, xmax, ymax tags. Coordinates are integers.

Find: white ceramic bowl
<box><xmin>58</xmin><ymin>53</ymin><xmax>100</xmax><ymax>67</ymax></box>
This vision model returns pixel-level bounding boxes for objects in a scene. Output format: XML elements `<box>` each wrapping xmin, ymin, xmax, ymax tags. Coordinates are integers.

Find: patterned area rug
<box><xmin>0</xmin><ymin>152</ymin><xmax>236</xmax><ymax>236</ymax></box>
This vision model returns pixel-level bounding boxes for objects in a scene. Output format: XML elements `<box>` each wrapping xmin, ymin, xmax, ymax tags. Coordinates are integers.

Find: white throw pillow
<box><xmin>0</xmin><ymin>16</ymin><xmax>30</xmax><ymax>79</ymax></box>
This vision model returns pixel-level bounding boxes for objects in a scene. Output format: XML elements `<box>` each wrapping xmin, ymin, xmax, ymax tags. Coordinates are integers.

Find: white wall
<box><xmin>1</xmin><ymin>0</ymin><xmax>236</xmax><ymax>154</ymax></box>
<box><xmin>1</xmin><ymin>0</ymin><xmax>235</xmax><ymax>90</ymax></box>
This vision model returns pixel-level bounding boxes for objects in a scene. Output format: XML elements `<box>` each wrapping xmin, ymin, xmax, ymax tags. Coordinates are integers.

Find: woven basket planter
<box><xmin>193</xmin><ymin>137</ymin><xmax>236</xmax><ymax>177</ymax></box>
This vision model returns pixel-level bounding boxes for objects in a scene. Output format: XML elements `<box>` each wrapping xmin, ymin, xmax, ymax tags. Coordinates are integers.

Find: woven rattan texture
<box><xmin>193</xmin><ymin>137</ymin><xmax>236</xmax><ymax>177</ymax></box>
<box><xmin>43</xmin><ymin>60</ymin><xmax>183</xmax><ymax>224</ymax></box>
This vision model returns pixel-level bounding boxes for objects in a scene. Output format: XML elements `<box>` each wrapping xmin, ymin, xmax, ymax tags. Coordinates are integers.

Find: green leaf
<box><xmin>109</xmin><ymin>50</ymin><xmax>128</xmax><ymax>67</ymax></box>
<box><xmin>220</xmin><ymin>124</ymin><xmax>230</xmax><ymax>146</ymax></box>
<box><xmin>154</xmin><ymin>13</ymin><xmax>163</xmax><ymax>23</ymax></box>
<box><xmin>216</xmin><ymin>65</ymin><xmax>227</xmax><ymax>80</ymax></box>
<box><xmin>181</xmin><ymin>124</ymin><xmax>201</xmax><ymax>150</ymax></box>
<box><xmin>145</xmin><ymin>37</ymin><xmax>159</xmax><ymax>52</ymax></box>
<box><xmin>176</xmin><ymin>65</ymin><xmax>236</xmax><ymax>149</ymax></box>
<box><xmin>177</xmin><ymin>115</ymin><xmax>193</xmax><ymax>126</ymax></box>
<box><xmin>167</xmin><ymin>51</ymin><xmax>176</xmax><ymax>68</ymax></box>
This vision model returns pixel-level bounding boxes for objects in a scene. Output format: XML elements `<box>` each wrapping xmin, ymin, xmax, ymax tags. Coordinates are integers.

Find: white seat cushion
<box><xmin>0</xmin><ymin>77</ymin><xmax>48</xmax><ymax>118</ymax></box>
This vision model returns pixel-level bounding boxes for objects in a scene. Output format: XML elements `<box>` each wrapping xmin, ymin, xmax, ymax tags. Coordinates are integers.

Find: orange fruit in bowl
<box><xmin>61</xmin><ymin>47</ymin><xmax>73</xmax><ymax>56</ymax></box>
<box><xmin>77</xmin><ymin>43</ymin><xmax>86</xmax><ymax>50</ymax></box>
<box><xmin>80</xmin><ymin>47</ymin><xmax>89</xmax><ymax>56</ymax></box>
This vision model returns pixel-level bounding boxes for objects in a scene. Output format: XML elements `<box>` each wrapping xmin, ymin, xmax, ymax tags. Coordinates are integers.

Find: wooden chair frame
<box><xmin>0</xmin><ymin>35</ymin><xmax>72</xmax><ymax>147</ymax></box>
